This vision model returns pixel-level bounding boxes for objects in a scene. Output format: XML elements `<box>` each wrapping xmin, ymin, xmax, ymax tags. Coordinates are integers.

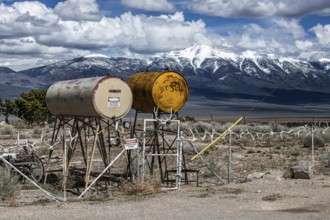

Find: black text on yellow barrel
<box><xmin>45</xmin><ymin>76</ymin><xmax>133</xmax><ymax>120</ymax></box>
<box><xmin>127</xmin><ymin>70</ymin><xmax>188</xmax><ymax>113</ymax></box>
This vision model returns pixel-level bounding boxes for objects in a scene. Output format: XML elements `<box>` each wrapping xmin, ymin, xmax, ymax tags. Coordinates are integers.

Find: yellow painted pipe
<box><xmin>191</xmin><ymin>117</ymin><xmax>243</xmax><ymax>161</ymax></box>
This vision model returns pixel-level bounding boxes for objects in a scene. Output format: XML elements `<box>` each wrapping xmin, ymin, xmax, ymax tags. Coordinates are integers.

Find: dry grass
<box><xmin>262</xmin><ymin>193</ymin><xmax>283</xmax><ymax>201</ymax></box>
<box><xmin>0</xmin><ymin>167</ymin><xmax>20</xmax><ymax>204</ymax></box>
<box><xmin>220</xmin><ymin>187</ymin><xmax>244</xmax><ymax>194</ymax></box>
<box><xmin>119</xmin><ymin>177</ymin><xmax>161</xmax><ymax>196</ymax></box>
<box><xmin>0</xmin><ymin>125</ymin><xmax>14</xmax><ymax>136</ymax></box>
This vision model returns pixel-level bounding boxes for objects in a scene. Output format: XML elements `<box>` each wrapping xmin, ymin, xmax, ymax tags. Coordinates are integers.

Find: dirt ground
<box><xmin>1</xmin><ymin>174</ymin><xmax>330</xmax><ymax>220</ymax></box>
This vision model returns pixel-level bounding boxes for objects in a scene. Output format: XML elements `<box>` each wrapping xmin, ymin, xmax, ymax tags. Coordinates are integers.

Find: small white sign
<box><xmin>108</xmin><ymin>97</ymin><xmax>120</xmax><ymax>107</ymax></box>
<box><xmin>124</xmin><ymin>138</ymin><xmax>139</xmax><ymax>150</ymax></box>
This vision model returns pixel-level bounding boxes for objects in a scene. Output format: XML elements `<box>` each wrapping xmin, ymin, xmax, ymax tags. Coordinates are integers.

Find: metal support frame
<box><xmin>141</xmin><ymin>119</ymin><xmax>183</xmax><ymax>190</ymax></box>
<box><xmin>44</xmin><ymin>116</ymin><xmax>126</xmax><ymax>195</ymax></box>
<box><xmin>127</xmin><ymin>108</ymin><xmax>194</xmax><ymax>189</ymax></box>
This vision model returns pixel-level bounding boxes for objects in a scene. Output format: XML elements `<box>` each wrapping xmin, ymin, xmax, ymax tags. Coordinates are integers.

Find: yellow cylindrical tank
<box><xmin>127</xmin><ymin>70</ymin><xmax>188</xmax><ymax>113</ymax></box>
<box><xmin>46</xmin><ymin>76</ymin><xmax>132</xmax><ymax>120</ymax></box>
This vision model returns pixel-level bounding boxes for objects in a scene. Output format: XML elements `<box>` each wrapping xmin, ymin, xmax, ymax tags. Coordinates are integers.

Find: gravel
<box><xmin>1</xmin><ymin>175</ymin><xmax>330</xmax><ymax>220</ymax></box>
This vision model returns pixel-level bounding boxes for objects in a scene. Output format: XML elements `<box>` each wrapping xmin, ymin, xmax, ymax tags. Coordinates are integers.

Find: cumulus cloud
<box><xmin>222</xmin><ymin>18</ymin><xmax>309</xmax><ymax>57</ymax></box>
<box><xmin>0</xmin><ymin>37</ymin><xmax>68</xmax><ymax>55</ymax></box>
<box><xmin>0</xmin><ymin>0</ymin><xmax>204</xmax><ymax>53</ymax></box>
<box><xmin>0</xmin><ymin>37</ymin><xmax>80</xmax><ymax>70</ymax></box>
<box><xmin>37</xmin><ymin>12</ymin><xmax>207</xmax><ymax>53</ymax></box>
<box><xmin>271</xmin><ymin>18</ymin><xmax>305</xmax><ymax>39</ymax></box>
<box><xmin>237</xmin><ymin>34</ymin><xmax>267</xmax><ymax>50</ymax></box>
<box><xmin>187</xmin><ymin>0</ymin><xmax>330</xmax><ymax>17</ymax></box>
<box><xmin>312</xmin><ymin>24</ymin><xmax>330</xmax><ymax>45</ymax></box>
<box><xmin>121</xmin><ymin>0</ymin><xmax>175</xmax><ymax>12</ymax></box>
<box><xmin>0</xmin><ymin>1</ymin><xmax>208</xmax><ymax>69</ymax></box>
<box><xmin>54</xmin><ymin>0</ymin><xmax>102</xmax><ymax>21</ymax></box>
<box><xmin>0</xmin><ymin>1</ymin><xmax>206</xmax><ymax>53</ymax></box>
<box><xmin>129</xmin><ymin>12</ymin><xmax>206</xmax><ymax>53</ymax></box>
<box><xmin>0</xmin><ymin>2</ymin><xmax>58</xmax><ymax>38</ymax></box>
<box><xmin>295</xmin><ymin>40</ymin><xmax>314</xmax><ymax>51</ymax></box>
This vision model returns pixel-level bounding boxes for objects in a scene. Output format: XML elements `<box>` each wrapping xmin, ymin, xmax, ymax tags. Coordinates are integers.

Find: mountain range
<box><xmin>1</xmin><ymin>45</ymin><xmax>330</xmax><ymax>117</ymax></box>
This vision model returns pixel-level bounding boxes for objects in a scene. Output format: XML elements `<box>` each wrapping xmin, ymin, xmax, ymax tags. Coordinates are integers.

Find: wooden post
<box><xmin>228</xmin><ymin>129</ymin><xmax>232</xmax><ymax>184</ymax></box>
<box><xmin>85</xmin><ymin>125</ymin><xmax>100</xmax><ymax>190</ymax></box>
<box><xmin>62</xmin><ymin>131</ymin><xmax>67</xmax><ymax>201</ymax></box>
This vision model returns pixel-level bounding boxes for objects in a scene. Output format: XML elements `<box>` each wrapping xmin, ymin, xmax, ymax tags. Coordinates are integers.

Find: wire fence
<box><xmin>178</xmin><ymin>119</ymin><xmax>330</xmax><ymax>184</ymax></box>
<box><xmin>181</xmin><ymin>120</ymin><xmax>330</xmax><ymax>143</ymax></box>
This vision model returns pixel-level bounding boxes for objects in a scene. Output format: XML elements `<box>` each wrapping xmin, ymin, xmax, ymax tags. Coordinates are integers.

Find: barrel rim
<box><xmin>92</xmin><ymin>76</ymin><xmax>133</xmax><ymax>119</ymax></box>
<box><xmin>153</xmin><ymin>70</ymin><xmax>189</xmax><ymax>113</ymax></box>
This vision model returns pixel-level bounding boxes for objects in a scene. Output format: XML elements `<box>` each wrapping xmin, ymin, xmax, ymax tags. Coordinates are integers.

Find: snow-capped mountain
<box><xmin>12</xmin><ymin>44</ymin><xmax>330</xmax><ymax>107</ymax></box>
<box><xmin>19</xmin><ymin>56</ymin><xmax>148</xmax><ymax>83</ymax></box>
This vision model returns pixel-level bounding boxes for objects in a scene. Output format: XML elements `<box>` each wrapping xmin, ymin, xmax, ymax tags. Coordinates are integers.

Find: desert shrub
<box><xmin>324</xmin><ymin>152</ymin><xmax>330</xmax><ymax>168</ymax></box>
<box><xmin>42</xmin><ymin>125</ymin><xmax>51</xmax><ymax>134</ymax></box>
<box><xmin>271</xmin><ymin>135</ymin><xmax>285</xmax><ymax>142</ymax></box>
<box><xmin>303</xmin><ymin>135</ymin><xmax>325</xmax><ymax>148</ymax></box>
<box><xmin>0</xmin><ymin>125</ymin><xmax>14</xmax><ymax>136</ymax></box>
<box><xmin>284</xmin><ymin>121</ymin><xmax>309</xmax><ymax>128</ymax></box>
<box><xmin>211</xmin><ymin>122</ymin><xmax>238</xmax><ymax>134</ymax></box>
<box><xmin>204</xmin><ymin>161</ymin><xmax>222</xmax><ymax>177</ymax></box>
<box><xmin>32</xmin><ymin>126</ymin><xmax>42</xmax><ymax>135</ymax></box>
<box><xmin>209</xmin><ymin>121</ymin><xmax>222</xmax><ymax>129</ymax></box>
<box><xmin>164</xmin><ymin>120</ymin><xmax>189</xmax><ymax>133</ymax></box>
<box><xmin>184</xmin><ymin>116</ymin><xmax>196</xmax><ymax>122</ymax></box>
<box><xmin>321</xmin><ymin>132</ymin><xmax>330</xmax><ymax>142</ymax></box>
<box><xmin>194</xmin><ymin>121</ymin><xmax>212</xmax><ymax>132</ymax></box>
<box><xmin>220</xmin><ymin>187</ymin><xmax>244</xmax><ymax>194</ymax></box>
<box><xmin>38</xmin><ymin>145</ymin><xmax>49</xmax><ymax>156</ymax></box>
<box><xmin>178</xmin><ymin>122</ymin><xmax>190</xmax><ymax>134</ymax></box>
<box><xmin>0</xmin><ymin>168</ymin><xmax>20</xmax><ymax>201</ymax></box>
<box><xmin>232</xmin><ymin>124</ymin><xmax>248</xmax><ymax>133</ymax></box>
<box><xmin>181</xmin><ymin>121</ymin><xmax>201</xmax><ymax>135</ymax></box>
<box><xmin>270</xmin><ymin>123</ymin><xmax>285</xmax><ymax>132</ymax></box>
<box><xmin>119</xmin><ymin>177</ymin><xmax>161</xmax><ymax>195</ymax></box>
<box><xmin>19</xmin><ymin>132</ymin><xmax>30</xmax><ymax>139</ymax></box>
<box><xmin>240</xmin><ymin>136</ymin><xmax>254</xmax><ymax>144</ymax></box>
<box><xmin>13</xmin><ymin>120</ymin><xmax>28</xmax><ymax>129</ymax></box>
<box><xmin>262</xmin><ymin>193</ymin><xmax>283</xmax><ymax>201</ymax></box>
<box><xmin>251</xmin><ymin>125</ymin><xmax>272</xmax><ymax>133</ymax></box>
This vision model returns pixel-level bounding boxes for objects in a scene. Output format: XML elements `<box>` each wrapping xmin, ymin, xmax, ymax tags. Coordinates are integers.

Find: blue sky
<box><xmin>0</xmin><ymin>0</ymin><xmax>330</xmax><ymax>70</ymax></box>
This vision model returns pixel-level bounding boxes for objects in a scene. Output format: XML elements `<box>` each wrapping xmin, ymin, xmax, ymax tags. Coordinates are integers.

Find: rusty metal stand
<box><xmin>44</xmin><ymin>116</ymin><xmax>127</xmax><ymax>194</ymax></box>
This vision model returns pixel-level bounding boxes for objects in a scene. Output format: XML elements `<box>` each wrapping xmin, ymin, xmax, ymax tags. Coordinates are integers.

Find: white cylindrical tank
<box><xmin>46</xmin><ymin>76</ymin><xmax>132</xmax><ymax>120</ymax></box>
